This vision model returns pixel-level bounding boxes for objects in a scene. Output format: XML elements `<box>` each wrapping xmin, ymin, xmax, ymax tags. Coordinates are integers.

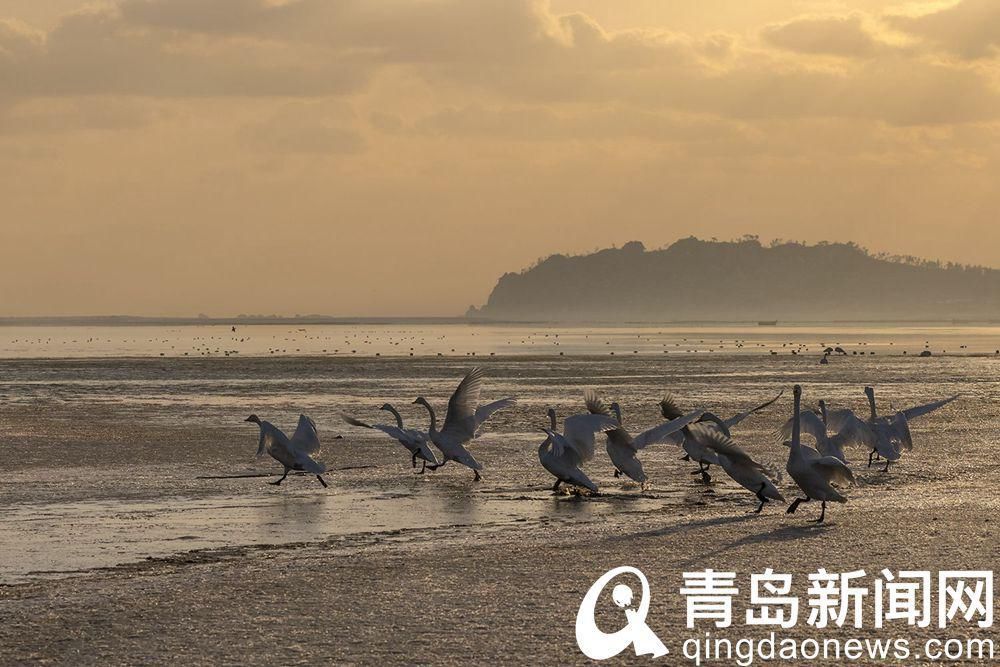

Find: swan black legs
<box><xmin>411</xmin><ymin>451</ymin><xmax>418</xmax><ymax>468</ymax></box>
<box><xmin>868</xmin><ymin>449</ymin><xmax>877</xmax><ymax>467</ymax></box>
<box><xmin>689</xmin><ymin>462</ymin><xmax>712</xmax><ymax>484</ymax></box>
<box><xmin>812</xmin><ymin>501</ymin><xmax>827</xmax><ymax>523</ymax></box>
<box><xmin>473</xmin><ymin>470</ymin><xmax>482</xmax><ymax>482</ymax></box>
<box><xmin>316</xmin><ymin>474</ymin><xmax>329</xmax><ymax>488</ymax></box>
<box><xmin>552</xmin><ymin>479</ymin><xmax>561</xmax><ymax>491</ymax></box>
<box><xmin>753</xmin><ymin>482</ymin><xmax>767</xmax><ymax>514</ymax></box>
<box><xmin>787</xmin><ymin>496</ymin><xmax>810</xmax><ymax>514</ymax></box>
<box><xmin>269</xmin><ymin>468</ymin><xmax>290</xmax><ymax>485</ymax></box>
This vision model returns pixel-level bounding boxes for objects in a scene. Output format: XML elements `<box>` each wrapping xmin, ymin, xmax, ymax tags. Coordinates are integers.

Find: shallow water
<box><xmin>1</xmin><ymin>322</ymin><xmax>998</xmax><ymax>358</ymax></box>
<box><xmin>0</xmin><ymin>327</ymin><xmax>996</xmax><ymax>584</ymax></box>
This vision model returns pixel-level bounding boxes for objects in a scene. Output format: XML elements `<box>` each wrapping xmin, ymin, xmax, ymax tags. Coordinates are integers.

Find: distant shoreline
<box><xmin>0</xmin><ymin>316</ymin><xmax>998</xmax><ymax>327</ymax></box>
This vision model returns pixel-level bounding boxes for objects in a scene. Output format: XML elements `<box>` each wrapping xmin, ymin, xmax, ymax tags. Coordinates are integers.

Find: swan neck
<box><xmin>420</xmin><ymin>401</ymin><xmax>437</xmax><ymax>433</ymax></box>
<box><xmin>867</xmin><ymin>392</ymin><xmax>877</xmax><ymax>420</ymax></box>
<box><xmin>386</xmin><ymin>405</ymin><xmax>404</xmax><ymax>428</ymax></box>
<box><xmin>791</xmin><ymin>392</ymin><xmax>801</xmax><ymax>448</ymax></box>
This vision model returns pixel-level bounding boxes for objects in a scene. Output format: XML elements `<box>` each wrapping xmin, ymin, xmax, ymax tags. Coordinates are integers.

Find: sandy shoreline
<box><xmin>2</xmin><ymin>478</ymin><xmax>997</xmax><ymax>665</ymax></box>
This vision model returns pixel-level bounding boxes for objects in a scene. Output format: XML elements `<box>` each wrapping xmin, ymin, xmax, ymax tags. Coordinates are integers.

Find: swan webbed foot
<box><xmin>552</xmin><ymin>479</ymin><xmax>561</xmax><ymax>492</ymax></box>
<box><xmin>613</xmin><ymin>469</ymin><xmax>621</xmax><ymax>478</ymax></box>
<box><xmin>473</xmin><ymin>470</ymin><xmax>482</xmax><ymax>482</ymax></box>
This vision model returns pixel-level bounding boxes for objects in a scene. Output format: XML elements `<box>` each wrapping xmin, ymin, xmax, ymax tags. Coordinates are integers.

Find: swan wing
<box><xmin>563</xmin><ymin>413</ymin><xmax>619</xmax><ymax>461</ymax></box>
<box><xmin>341</xmin><ymin>413</ymin><xmax>411</xmax><ymax>442</ymax></box>
<box><xmin>887</xmin><ymin>412</ymin><xmax>913</xmax><ymax>451</ymax></box>
<box><xmin>778</xmin><ymin>410</ymin><xmax>826</xmax><ymax>442</ymax></box>
<box><xmin>542</xmin><ymin>428</ymin><xmax>568</xmax><ymax>459</ymax></box>
<box><xmin>584</xmin><ymin>389</ymin><xmax>611</xmax><ymax>416</ymax></box>
<box><xmin>659</xmin><ymin>393</ymin><xmax>685</xmax><ymax>420</ymax></box>
<box><xmin>257</xmin><ymin>421</ymin><xmax>287</xmax><ymax>459</ymax></box>
<box><xmin>341</xmin><ymin>414</ymin><xmax>373</xmax><ymax>429</ymax></box>
<box><xmin>901</xmin><ymin>394</ymin><xmax>959</xmax><ymax>421</ymax></box>
<box><xmin>724</xmin><ymin>391</ymin><xmax>783</xmax><ymax>429</ymax></box>
<box><xmin>825</xmin><ymin>409</ymin><xmax>876</xmax><ymax>448</ymax></box>
<box><xmin>289</xmin><ymin>414</ymin><xmax>320</xmax><ymax>454</ymax></box>
<box><xmin>474</xmin><ymin>397</ymin><xmax>516</xmax><ymax>432</ymax></box>
<box><xmin>815</xmin><ymin>456</ymin><xmax>855</xmax><ymax>486</ymax></box>
<box><xmin>696</xmin><ymin>427</ymin><xmax>756</xmax><ymax>465</ymax></box>
<box><xmin>440</xmin><ymin>367</ymin><xmax>485</xmax><ymax>441</ymax></box>
<box><xmin>632</xmin><ymin>409</ymin><xmax>704</xmax><ymax>450</ymax></box>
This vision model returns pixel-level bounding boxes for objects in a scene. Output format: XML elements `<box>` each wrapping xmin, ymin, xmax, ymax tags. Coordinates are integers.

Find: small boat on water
<box><xmin>757</xmin><ymin>320</ymin><xmax>778</xmax><ymax>326</ymax></box>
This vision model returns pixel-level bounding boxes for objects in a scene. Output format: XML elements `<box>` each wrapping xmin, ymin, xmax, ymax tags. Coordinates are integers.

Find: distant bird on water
<box><xmin>245</xmin><ymin>413</ymin><xmax>329</xmax><ymax>487</ymax></box>
<box><xmin>413</xmin><ymin>367</ymin><xmax>515</xmax><ymax>481</ymax></box>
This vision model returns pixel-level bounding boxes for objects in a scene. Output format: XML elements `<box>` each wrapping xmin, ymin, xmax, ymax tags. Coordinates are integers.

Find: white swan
<box><xmin>825</xmin><ymin>387</ymin><xmax>958</xmax><ymax>472</ymax></box>
<box><xmin>341</xmin><ymin>403</ymin><xmax>439</xmax><ymax>473</ymax></box>
<box><xmin>660</xmin><ymin>392</ymin><xmax>782</xmax><ymax>483</ymax></box>
<box><xmin>587</xmin><ymin>391</ymin><xmax>703</xmax><ymax>488</ymax></box>
<box><xmin>413</xmin><ymin>367</ymin><xmax>515</xmax><ymax>482</ymax></box>
<box><xmin>785</xmin><ymin>385</ymin><xmax>854</xmax><ymax>523</ymax></box>
<box><xmin>777</xmin><ymin>400</ymin><xmax>848</xmax><ymax>463</ymax></box>
<box><xmin>538</xmin><ymin>408</ymin><xmax>618</xmax><ymax>493</ymax></box>
<box><xmin>245</xmin><ymin>413</ymin><xmax>328</xmax><ymax>487</ymax></box>
<box><xmin>698</xmin><ymin>426</ymin><xmax>784</xmax><ymax>513</ymax></box>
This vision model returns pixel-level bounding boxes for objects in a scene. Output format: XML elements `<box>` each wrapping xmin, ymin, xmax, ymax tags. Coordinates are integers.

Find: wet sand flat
<box><xmin>0</xmin><ymin>352</ymin><xmax>997</xmax><ymax>664</ymax></box>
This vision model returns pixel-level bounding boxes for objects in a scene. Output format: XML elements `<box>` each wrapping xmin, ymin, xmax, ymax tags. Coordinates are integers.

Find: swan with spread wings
<box><xmin>413</xmin><ymin>367</ymin><xmax>515</xmax><ymax>481</ymax></box>
<box><xmin>586</xmin><ymin>391</ymin><xmax>704</xmax><ymax>489</ymax></box>
<box><xmin>245</xmin><ymin>413</ymin><xmax>329</xmax><ymax>488</ymax></box>
<box><xmin>341</xmin><ymin>403</ymin><xmax>439</xmax><ymax>473</ymax></box>
<box><xmin>538</xmin><ymin>407</ymin><xmax>619</xmax><ymax>493</ymax></box>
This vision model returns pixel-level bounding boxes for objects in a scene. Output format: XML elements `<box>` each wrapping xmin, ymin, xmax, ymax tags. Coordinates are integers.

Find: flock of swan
<box><xmin>246</xmin><ymin>368</ymin><xmax>958</xmax><ymax>524</ymax></box>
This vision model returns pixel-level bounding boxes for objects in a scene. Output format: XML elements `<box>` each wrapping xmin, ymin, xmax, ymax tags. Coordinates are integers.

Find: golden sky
<box><xmin>2</xmin><ymin>0</ymin><xmax>998</xmax><ymax>316</ymax></box>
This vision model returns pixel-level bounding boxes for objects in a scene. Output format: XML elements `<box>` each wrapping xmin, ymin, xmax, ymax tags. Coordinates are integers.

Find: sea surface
<box><xmin>0</xmin><ymin>323</ymin><xmax>996</xmax><ymax>584</ymax></box>
<box><xmin>1</xmin><ymin>322</ymin><xmax>998</xmax><ymax>358</ymax></box>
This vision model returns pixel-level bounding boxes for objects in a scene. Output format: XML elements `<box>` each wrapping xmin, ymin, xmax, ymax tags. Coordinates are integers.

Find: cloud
<box><xmin>888</xmin><ymin>0</ymin><xmax>1000</xmax><ymax>59</ymax></box>
<box><xmin>0</xmin><ymin>1</ymin><xmax>998</xmax><ymax>129</ymax></box>
<box><xmin>761</xmin><ymin>14</ymin><xmax>883</xmax><ymax>57</ymax></box>
<box><xmin>0</xmin><ymin>6</ymin><xmax>370</xmax><ymax>98</ymax></box>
